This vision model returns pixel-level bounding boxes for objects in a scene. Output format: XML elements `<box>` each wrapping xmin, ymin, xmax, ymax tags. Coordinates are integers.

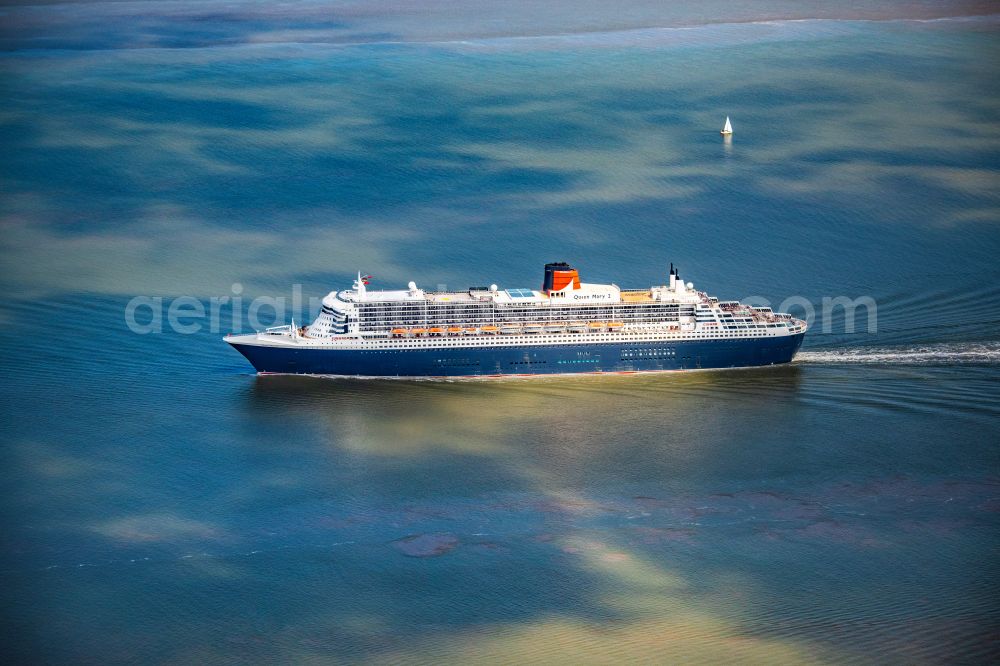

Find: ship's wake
<box><xmin>796</xmin><ymin>342</ymin><xmax>1000</xmax><ymax>366</ymax></box>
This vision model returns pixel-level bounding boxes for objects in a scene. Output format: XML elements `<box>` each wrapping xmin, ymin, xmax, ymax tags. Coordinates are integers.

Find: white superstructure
<box><xmin>237</xmin><ymin>263</ymin><xmax>805</xmax><ymax>351</ymax></box>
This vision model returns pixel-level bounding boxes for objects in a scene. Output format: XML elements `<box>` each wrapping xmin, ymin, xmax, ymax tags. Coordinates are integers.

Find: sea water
<box><xmin>0</xmin><ymin>2</ymin><xmax>998</xmax><ymax>663</ymax></box>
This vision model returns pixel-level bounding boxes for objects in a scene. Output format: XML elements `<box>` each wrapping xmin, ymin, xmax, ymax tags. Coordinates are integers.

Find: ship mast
<box><xmin>353</xmin><ymin>271</ymin><xmax>367</xmax><ymax>301</ymax></box>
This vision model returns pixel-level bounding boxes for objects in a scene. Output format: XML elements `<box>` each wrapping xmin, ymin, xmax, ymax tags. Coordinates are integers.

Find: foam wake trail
<box><xmin>796</xmin><ymin>342</ymin><xmax>1000</xmax><ymax>366</ymax></box>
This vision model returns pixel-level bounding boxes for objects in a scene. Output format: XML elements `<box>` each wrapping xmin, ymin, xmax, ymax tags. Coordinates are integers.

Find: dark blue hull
<box><xmin>229</xmin><ymin>333</ymin><xmax>806</xmax><ymax>377</ymax></box>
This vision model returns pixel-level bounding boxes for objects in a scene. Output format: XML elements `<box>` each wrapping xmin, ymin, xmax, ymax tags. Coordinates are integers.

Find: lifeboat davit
<box><xmin>568</xmin><ymin>322</ymin><xmax>587</xmax><ymax>333</ymax></box>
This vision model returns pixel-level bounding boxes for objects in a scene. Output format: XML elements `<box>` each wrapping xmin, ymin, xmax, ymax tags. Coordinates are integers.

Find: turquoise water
<box><xmin>1</xmin><ymin>3</ymin><xmax>999</xmax><ymax>663</ymax></box>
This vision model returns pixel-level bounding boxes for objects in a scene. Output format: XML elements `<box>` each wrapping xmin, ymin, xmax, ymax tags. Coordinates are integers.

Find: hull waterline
<box><xmin>228</xmin><ymin>332</ymin><xmax>806</xmax><ymax>378</ymax></box>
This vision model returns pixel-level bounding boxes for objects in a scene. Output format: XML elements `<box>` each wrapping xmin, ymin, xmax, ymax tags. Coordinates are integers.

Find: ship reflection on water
<box><xmin>245</xmin><ymin>367</ymin><xmax>806</xmax><ymax>478</ymax></box>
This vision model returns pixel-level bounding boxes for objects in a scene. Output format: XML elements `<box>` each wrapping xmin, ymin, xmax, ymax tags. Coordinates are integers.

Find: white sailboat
<box><xmin>720</xmin><ymin>116</ymin><xmax>733</xmax><ymax>135</ymax></box>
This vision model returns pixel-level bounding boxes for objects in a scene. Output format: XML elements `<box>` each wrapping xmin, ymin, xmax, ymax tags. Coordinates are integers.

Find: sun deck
<box><xmin>424</xmin><ymin>291</ymin><xmax>482</xmax><ymax>303</ymax></box>
<box><xmin>619</xmin><ymin>290</ymin><xmax>655</xmax><ymax>303</ymax></box>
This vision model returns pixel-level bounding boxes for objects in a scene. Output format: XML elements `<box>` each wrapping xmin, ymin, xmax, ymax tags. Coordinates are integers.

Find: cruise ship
<box><xmin>225</xmin><ymin>262</ymin><xmax>807</xmax><ymax>377</ymax></box>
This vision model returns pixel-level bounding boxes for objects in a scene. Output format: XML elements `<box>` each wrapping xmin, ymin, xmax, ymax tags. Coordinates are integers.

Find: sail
<box><xmin>722</xmin><ymin>116</ymin><xmax>733</xmax><ymax>134</ymax></box>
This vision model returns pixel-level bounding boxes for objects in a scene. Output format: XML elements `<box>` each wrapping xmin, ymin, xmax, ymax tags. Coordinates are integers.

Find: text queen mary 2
<box><xmin>225</xmin><ymin>262</ymin><xmax>807</xmax><ymax>377</ymax></box>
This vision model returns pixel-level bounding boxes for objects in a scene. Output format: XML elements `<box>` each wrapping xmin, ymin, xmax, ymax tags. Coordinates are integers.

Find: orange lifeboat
<box><xmin>390</xmin><ymin>328</ymin><xmax>408</xmax><ymax>337</ymax></box>
<box><xmin>447</xmin><ymin>326</ymin><xmax>463</xmax><ymax>335</ymax></box>
<box><xmin>410</xmin><ymin>327</ymin><xmax>427</xmax><ymax>336</ymax></box>
<box><xmin>463</xmin><ymin>327</ymin><xmax>479</xmax><ymax>335</ymax></box>
<box><xmin>480</xmin><ymin>325</ymin><xmax>499</xmax><ymax>334</ymax></box>
<box><xmin>607</xmin><ymin>321</ymin><xmax>624</xmax><ymax>330</ymax></box>
<box><xmin>428</xmin><ymin>327</ymin><xmax>445</xmax><ymax>336</ymax></box>
<box><xmin>588</xmin><ymin>321</ymin><xmax>607</xmax><ymax>331</ymax></box>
